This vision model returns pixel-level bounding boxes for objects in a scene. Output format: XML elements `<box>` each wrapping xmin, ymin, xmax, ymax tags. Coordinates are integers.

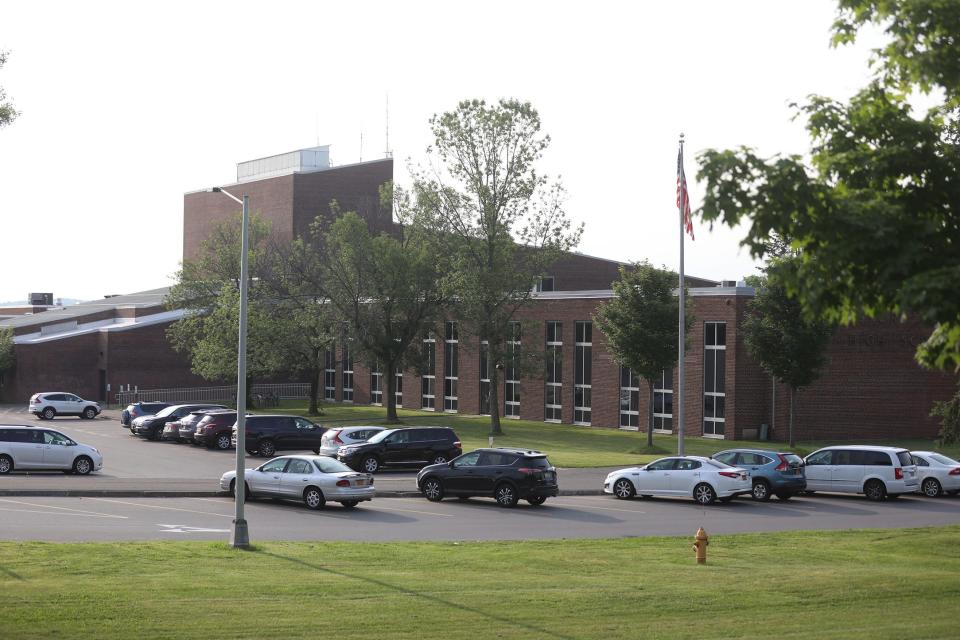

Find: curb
<box><xmin>0</xmin><ymin>488</ymin><xmax>604</xmax><ymax>498</ymax></box>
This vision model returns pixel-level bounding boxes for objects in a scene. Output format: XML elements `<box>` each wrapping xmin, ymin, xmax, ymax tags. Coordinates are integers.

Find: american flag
<box><xmin>677</xmin><ymin>145</ymin><xmax>695</xmax><ymax>240</ymax></box>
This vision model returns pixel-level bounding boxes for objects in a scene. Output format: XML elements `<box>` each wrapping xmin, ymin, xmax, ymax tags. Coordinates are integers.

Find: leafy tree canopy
<box><xmin>0</xmin><ymin>50</ymin><xmax>18</xmax><ymax>128</ymax></box>
<box><xmin>696</xmin><ymin>0</ymin><xmax>960</xmax><ymax>371</ymax></box>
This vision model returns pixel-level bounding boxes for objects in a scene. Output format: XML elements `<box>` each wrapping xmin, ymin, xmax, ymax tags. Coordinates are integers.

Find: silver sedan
<box><xmin>911</xmin><ymin>451</ymin><xmax>960</xmax><ymax>497</ymax></box>
<box><xmin>220</xmin><ymin>455</ymin><xmax>375</xmax><ymax>509</ymax></box>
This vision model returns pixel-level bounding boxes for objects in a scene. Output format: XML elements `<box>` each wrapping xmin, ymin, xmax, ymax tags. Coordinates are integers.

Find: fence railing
<box><xmin>114</xmin><ymin>383</ymin><xmax>310</xmax><ymax>409</ymax></box>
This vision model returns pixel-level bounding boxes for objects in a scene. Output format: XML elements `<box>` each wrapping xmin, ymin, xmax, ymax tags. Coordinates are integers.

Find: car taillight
<box><xmin>453</xmin><ymin>440</ymin><xmax>461</xmax><ymax>449</ymax></box>
<box><xmin>331</xmin><ymin>430</ymin><xmax>344</xmax><ymax>445</ymax></box>
<box><xmin>774</xmin><ymin>454</ymin><xmax>789</xmax><ymax>471</ymax></box>
<box><xmin>719</xmin><ymin>471</ymin><xmax>741</xmax><ymax>478</ymax></box>
<box><xmin>336</xmin><ymin>479</ymin><xmax>350</xmax><ymax>487</ymax></box>
<box><xmin>894</xmin><ymin>468</ymin><xmax>903</xmax><ymax>480</ymax></box>
<box><xmin>517</xmin><ymin>468</ymin><xmax>540</xmax><ymax>475</ymax></box>
<box><xmin>950</xmin><ymin>468</ymin><xmax>960</xmax><ymax>476</ymax></box>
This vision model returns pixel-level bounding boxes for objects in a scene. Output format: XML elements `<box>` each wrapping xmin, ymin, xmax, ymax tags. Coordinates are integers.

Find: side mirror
<box><xmin>448</xmin><ymin>461</ymin><xmax>456</xmax><ymax>468</ymax></box>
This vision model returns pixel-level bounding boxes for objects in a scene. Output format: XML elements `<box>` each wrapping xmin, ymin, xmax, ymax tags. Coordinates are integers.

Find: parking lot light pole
<box><xmin>211</xmin><ymin>186</ymin><xmax>250</xmax><ymax>549</ymax></box>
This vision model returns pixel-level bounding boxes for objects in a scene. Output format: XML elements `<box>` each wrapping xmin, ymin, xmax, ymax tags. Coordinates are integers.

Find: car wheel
<box><xmin>340</xmin><ymin>501</ymin><xmax>359</xmax><ymax>509</ymax></box>
<box><xmin>230</xmin><ymin>480</ymin><xmax>253</xmax><ymax>500</ymax></box>
<box><xmin>693</xmin><ymin>483</ymin><xmax>717</xmax><ymax>505</ymax></box>
<box><xmin>494</xmin><ymin>483</ymin><xmax>519</xmax><ymax>508</ymax></box>
<box><xmin>0</xmin><ymin>454</ymin><xmax>12</xmax><ymax>474</ymax></box>
<box><xmin>215</xmin><ymin>434</ymin><xmax>232</xmax><ymax>450</ymax></box>
<box><xmin>422</xmin><ymin>477</ymin><xmax>444</xmax><ymax>502</ymax></box>
<box><xmin>864</xmin><ymin>479</ymin><xmax>887</xmax><ymax>501</ymax></box>
<box><xmin>612</xmin><ymin>478</ymin><xmax>636</xmax><ymax>500</ymax></box>
<box><xmin>257</xmin><ymin>440</ymin><xmax>276</xmax><ymax>458</ymax></box>
<box><xmin>152</xmin><ymin>427</ymin><xmax>165</xmax><ymax>441</ymax></box>
<box><xmin>922</xmin><ymin>478</ymin><xmax>943</xmax><ymax>498</ymax></box>
<box><xmin>42</xmin><ymin>407</ymin><xmax>56</xmax><ymax>420</ymax></box>
<box><xmin>431</xmin><ymin>454</ymin><xmax>448</xmax><ymax>465</ymax></box>
<box><xmin>82</xmin><ymin>407</ymin><xmax>97</xmax><ymax>420</ymax></box>
<box><xmin>72</xmin><ymin>456</ymin><xmax>93</xmax><ymax>475</ymax></box>
<box><xmin>303</xmin><ymin>487</ymin><xmax>325</xmax><ymax>510</ymax></box>
<box><xmin>362</xmin><ymin>456</ymin><xmax>380</xmax><ymax>473</ymax></box>
<box><xmin>775</xmin><ymin>493</ymin><xmax>793</xmax><ymax>501</ymax></box>
<box><xmin>527</xmin><ymin>495</ymin><xmax>547</xmax><ymax>506</ymax></box>
<box><xmin>751</xmin><ymin>480</ymin><xmax>771</xmax><ymax>501</ymax></box>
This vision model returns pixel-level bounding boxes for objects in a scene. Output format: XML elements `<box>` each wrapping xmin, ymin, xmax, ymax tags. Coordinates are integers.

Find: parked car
<box><xmin>910</xmin><ymin>451</ymin><xmax>960</xmax><ymax>497</ymax></box>
<box><xmin>317</xmin><ymin>426</ymin><xmax>386</xmax><ymax>457</ymax></box>
<box><xmin>220</xmin><ymin>454</ymin><xmax>374</xmax><ymax>509</ymax></box>
<box><xmin>193</xmin><ymin>411</ymin><xmax>242</xmax><ymax>450</ymax></box>
<box><xmin>803</xmin><ymin>445</ymin><xmax>920</xmax><ymax>500</ymax></box>
<box><xmin>712</xmin><ymin>448</ymin><xmax>806</xmax><ymax>501</ymax></box>
<box><xmin>337</xmin><ymin>427</ymin><xmax>462</xmax><ymax>473</ymax></box>
<box><xmin>0</xmin><ymin>425</ymin><xmax>103</xmax><ymax>474</ymax></box>
<box><xmin>230</xmin><ymin>415</ymin><xmax>325</xmax><ymax>457</ymax></box>
<box><xmin>163</xmin><ymin>409</ymin><xmax>222</xmax><ymax>443</ymax></box>
<box><xmin>130</xmin><ymin>403</ymin><xmax>227</xmax><ymax>440</ymax></box>
<box><xmin>28</xmin><ymin>392</ymin><xmax>101</xmax><ymax>420</ymax></box>
<box><xmin>121</xmin><ymin>402</ymin><xmax>171</xmax><ymax>427</ymax></box>
<box><xmin>417</xmin><ymin>447</ymin><xmax>559</xmax><ymax>507</ymax></box>
<box><xmin>604</xmin><ymin>456</ymin><xmax>751</xmax><ymax>505</ymax></box>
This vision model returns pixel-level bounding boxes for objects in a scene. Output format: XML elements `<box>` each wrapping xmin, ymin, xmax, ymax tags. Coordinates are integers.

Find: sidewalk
<box><xmin>0</xmin><ymin>466</ymin><xmax>617</xmax><ymax>498</ymax></box>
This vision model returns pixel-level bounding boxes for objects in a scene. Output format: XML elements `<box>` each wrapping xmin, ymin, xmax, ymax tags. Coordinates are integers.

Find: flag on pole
<box><xmin>676</xmin><ymin>145</ymin><xmax>694</xmax><ymax>240</ymax></box>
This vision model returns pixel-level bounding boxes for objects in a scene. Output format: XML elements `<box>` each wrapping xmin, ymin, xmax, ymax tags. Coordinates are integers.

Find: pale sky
<box><xmin>0</xmin><ymin>0</ymin><xmax>881</xmax><ymax>304</ymax></box>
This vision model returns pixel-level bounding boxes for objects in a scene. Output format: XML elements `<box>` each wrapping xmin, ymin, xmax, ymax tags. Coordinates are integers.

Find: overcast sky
<box><xmin>0</xmin><ymin>0</ymin><xmax>882</xmax><ymax>304</ymax></box>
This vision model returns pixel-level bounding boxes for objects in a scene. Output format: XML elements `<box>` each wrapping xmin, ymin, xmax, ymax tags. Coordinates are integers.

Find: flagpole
<box><xmin>677</xmin><ymin>133</ymin><xmax>686</xmax><ymax>457</ymax></box>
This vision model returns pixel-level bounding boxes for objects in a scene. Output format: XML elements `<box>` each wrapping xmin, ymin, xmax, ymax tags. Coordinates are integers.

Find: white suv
<box><xmin>29</xmin><ymin>392</ymin><xmax>101</xmax><ymax>420</ymax></box>
<box><xmin>317</xmin><ymin>426</ymin><xmax>386</xmax><ymax>457</ymax></box>
<box><xmin>804</xmin><ymin>445</ymin><xmax>919</xmax><ymax>500</ymax></box>
<box><xmin>0</xmin><ymin>425</ymin><xmax>103</xmax><ymax>474</ymax></box>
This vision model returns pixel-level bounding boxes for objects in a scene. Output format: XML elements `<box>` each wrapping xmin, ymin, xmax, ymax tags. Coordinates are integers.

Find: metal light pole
<box><xmin>212</xmin><ymin>186</ymin><xmax>250</xmax><ymax>548</ymax></box>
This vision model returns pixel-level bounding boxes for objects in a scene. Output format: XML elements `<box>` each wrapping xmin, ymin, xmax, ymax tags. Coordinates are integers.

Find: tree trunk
<box><xmin>789</xmin><ymin>386</ymin><xmax>796</xmax><ymax>448</ymax></box>
<box><xmin>307</xmin><ymin>366</ymin><xmax>320</xmax><ymax>416</ymax></box>
<box><xmin>647</xmin><ymin>379</ymin><xmax>655</xmax><ymax>448</ymax></box>
<box><xmin>489</xmin><ymin>366</ymin><xmax>503</xmax><ymax>435</ymax></box>
<box><xmin>385</xmin><ymin>360</ymin><xmax>399</xmax><ymax>423</ymax></box>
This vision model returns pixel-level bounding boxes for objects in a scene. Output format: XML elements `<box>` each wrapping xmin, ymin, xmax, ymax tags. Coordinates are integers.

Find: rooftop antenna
<box><xmin>384</xmin><ymin>93</ymin><xmax>392</xmax><ymax>158</ymax></box>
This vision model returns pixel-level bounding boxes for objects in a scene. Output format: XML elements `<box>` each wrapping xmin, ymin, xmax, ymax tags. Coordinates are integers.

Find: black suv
<box><xmin>417</xmin><ymin>448</ymin><xmax>559</xmax><ymax>507</ymax></box>
<box><xmin>131</xmin><ymin>403</ymin><xmax>226</xmax><ymax>440</ymax></box>
<box><xmin>337</xmin><ymin>427</ymin><xmax>462</xmax><ymax>473</ymax></box>
<box><xmin>232</xmin><ymin>415</ymin><xmax>325</xmax><ymax>457</ymax></box>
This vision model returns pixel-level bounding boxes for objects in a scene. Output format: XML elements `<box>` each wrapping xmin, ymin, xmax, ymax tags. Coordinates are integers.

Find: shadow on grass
<box><xmin>253</xmin><ymin>548</ymin><xmax>576</xmax><ymax>640</ymax></box>
<box><xmin>627</xmin><ymin>444</ymin><xmax>669</xmax><ymax>456</ymax></box>
<box><xmin>0</xmin><ymin>563</ymin><xmax>25</xmax><ymax>581</ymax></box>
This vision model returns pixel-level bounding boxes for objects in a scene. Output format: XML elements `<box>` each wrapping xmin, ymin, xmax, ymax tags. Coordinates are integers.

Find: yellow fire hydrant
<box><xmin>693</xmin><ymin>527</ymin><xmax>709</xmax><ymax>564</ymax></box>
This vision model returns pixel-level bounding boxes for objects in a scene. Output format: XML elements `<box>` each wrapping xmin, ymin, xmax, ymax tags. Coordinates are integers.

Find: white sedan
<box><xmin>911</xmin><ymin>451</ymin><xmax>960</xmax><ymax>497</ymax></box>
<box><xmin>220</xmin><ymin>455</ymin><xmax>375</xmax><ymax>509</ymax></box>
<box><xmin>604</xmin><ymin>456</ymin><xmax>751</xmax><ymax>505</ymax></box>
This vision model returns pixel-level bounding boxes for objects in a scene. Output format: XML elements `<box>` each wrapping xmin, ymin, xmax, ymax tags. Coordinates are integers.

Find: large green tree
<box><xmin>318</xmin><ymin>189</ymin><xmax>450</xmax><ymax>423</ymax></box>
<box><xmin>594</xmin><ymin>262</ymin><xmax>692</xmax><ymax>447</ymax></box>
<box><xmin>0</xmin><ymin>50</ymin><xmax>18</xmax><ymax>128</ymax></box>
<box><xmin>0</xmin><ymin>326</ymin><xmax>15</xmax><ymax>388</ymax></box>
<box><xmin>742</xmin><ymin>257</ymin><xmax>834</xmax><ymax>447</ymax></box>
<box><xmin>414</xmin><ymin>99</ymin><xmax>583</xmax><ymax>435</ymax></box>
<box><xmin>696</xmin><ymin>0</ymin><xmax>960</xmax><ymax>371</ymax></box>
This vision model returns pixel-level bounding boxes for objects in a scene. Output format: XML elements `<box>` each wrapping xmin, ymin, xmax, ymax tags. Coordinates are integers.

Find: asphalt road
<box><xmin>1</xmin><ymin>492</ymin><xmax>959</xmax><ymax>542</ymax></box>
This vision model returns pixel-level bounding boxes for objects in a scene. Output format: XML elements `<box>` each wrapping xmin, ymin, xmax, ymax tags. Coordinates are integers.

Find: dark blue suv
<box><xmin>712</xmin><ymin>449</ymin><xmax>806</xmax><ymax>501</ymax></box>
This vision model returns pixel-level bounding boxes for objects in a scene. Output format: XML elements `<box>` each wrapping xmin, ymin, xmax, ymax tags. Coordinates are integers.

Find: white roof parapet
<box><xmin>13</xmin><ymin>309</ymin><xmax>187</xmax><ymax>345</ymax></box>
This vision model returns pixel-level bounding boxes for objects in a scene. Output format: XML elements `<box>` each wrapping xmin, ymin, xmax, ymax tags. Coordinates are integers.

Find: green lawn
<box><xmin>266</xmin><ymin>401</ymin><xmax>958</xmax><ymax>468</ymax></box>
<box><xmin>2</xmin><ymin>526</ymin><xmax>959</xmax><ymax>639</ymax></box>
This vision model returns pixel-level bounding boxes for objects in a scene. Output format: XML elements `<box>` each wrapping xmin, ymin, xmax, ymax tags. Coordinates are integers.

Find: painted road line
<box><xmin>157</xmin><ymin>524</ymin><xmax>230</xmax><ymax>534</ymax></box>
<box><xmin>88</xmin><ymin>497</ymin><xmax>234</xmax><ymax>518</ymax></box>
<box><xmin>0</xmin><ymin>498</ymin><xmax>128</xmax><ymax>519</ymax></box>
<box><xmin>0</xmin><ymin>506</ymin><xmax>126</xmax><ymax>519</ymax></box>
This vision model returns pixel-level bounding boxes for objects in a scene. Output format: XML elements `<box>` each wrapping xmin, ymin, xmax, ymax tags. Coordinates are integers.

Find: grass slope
<box><xmin>2</xmin><ymin>526</ymin><xmax>959</xmax><ymax>639</ymax></box>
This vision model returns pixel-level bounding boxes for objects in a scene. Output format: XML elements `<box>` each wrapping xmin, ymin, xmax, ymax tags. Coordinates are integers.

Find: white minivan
<box><xmin>804</xmin><ymin>445</ymin><xmax>919</xmax><ymax>501</ymax></box>
<box><xmin>0</xmin><ymin>425</ymin><xmax>103</xmax><ymax>474</ymax></box>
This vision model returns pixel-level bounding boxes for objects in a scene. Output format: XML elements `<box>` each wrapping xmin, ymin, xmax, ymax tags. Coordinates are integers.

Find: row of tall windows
<box><xmin>341</xmin><ymin>333</ymin><xmax>354</xmax><ymax>403</ymax></box>
<box><xmin>421</xmin><ymin>332</ymin><xmax>436</xmax><ymax>410</ymax></box>
<box><xmin>703</xmin><ymin>321</ymin><xmax>726</xmax><ymax>436</ymax></box>
<box><xmin>444</xmin><ymin>322</ymin><xmax>458</xmax><ymax>412</ymax></box>
<box><xmin>544</xmin><ymin>321</ymin><xmax>562</xmax><ymax>422</ymax></box>
<box><xmin>618</xmin><ymin>367</ymin><xmax>673</xmax><ymax>430</ymax></box>
<box><xmin>370</xmin><ymin>361</ymin><xmax>382</xmax><ymax>406</ymax></box>
<box><xmin>574</xmin><ymin>321</ymin><xmax>592</xmax><ymax>424</ymax></box>
<box><xmin>504</xmin><ymin>322</ymin><xmax>521</xmax><ymax>418</ymax></box>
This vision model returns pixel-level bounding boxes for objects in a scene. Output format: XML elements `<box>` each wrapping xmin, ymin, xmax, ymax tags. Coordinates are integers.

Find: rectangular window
<box><xmin>505</xmin><ymin>321</ymin><xmax>521</xmax><ymax>418</ymax></box>
<box><xmin>653</xmin><ymin>368</ymin><xmax>673</xmax><ymax>432</ymax></box>
<box><xmin>394</xmin><ymin>366</ymin><xmax>403</xmax><ymax>408</ymax></box>
<box><xmin>370</xmin><ymin>361</ymin><xmax>383</xmax><ymax>406</ymax></box>
<box><xmin>479</xmin><ymin>340</ymin><xmax>491</xmax><ymax>415</ymax></box>
<box><xmin>341</xmin><ymin>333</ymin><xmax>354</xmax><ymax>403</ymax></box>
<box><xmin>324</xmin><ymin>343</ymin><xmax>337</xmax><ymax>401</ymax></box>
<box><xmin>421</xmin><ymin>331</ymin><xmax>436</xmax><ymax>410</ymax></box>
<box><xmin>545</xmin><ymin>321</ymin><xmax>562</xmax><ymax>422</ymax></box>
<box><xmin>703</xmin><ymin>322</ymin><xmax>726</xmax><ymax>437</ymax></box>
<box><xmin>444</xmin><ymin>321</ymin><xmax>458</xmax><ymax>412</ymax></box>
<box><xmin>535</xmin><ymin>276</ymin><xmax>555</xmax><ymax>292</ymax></box>
<box><xmin>619</xmin><ymin>367</ymin><xmax>640</xmax><ymax>429</ymax></box>
<box><xmin>575</xmin><ymin>321</ymin><xmax>592</xmax><ymax>425</ymax></box>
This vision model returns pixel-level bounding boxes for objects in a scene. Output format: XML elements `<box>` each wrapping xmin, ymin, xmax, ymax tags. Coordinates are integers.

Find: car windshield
<box><xmin>366</xmin><ymin>429</ymin><xmax>395</xmax><ymax>444</ymax></box>
<box><xmin>781</xmin><ymin>454</ymin><xmax>804</xmax><ymax>466</ymax></box>
<box><xmin>929</xmin><ymin>453</ymin><xmax>959</xmax><ymax>466</ymax></box>
<box><xmin>154</xmin><ymin>406</ymin><xmax>178</xmax><ymax>418</ymax></box>
<box><xmin>314</xmin><ymin>458</ymin><xmax>353</xmax><ymax>474</ymax></box>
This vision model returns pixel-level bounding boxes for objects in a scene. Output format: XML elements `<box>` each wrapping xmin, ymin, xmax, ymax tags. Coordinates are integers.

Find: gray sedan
<box><xmin>220</xmin><ymin>455</ymin><xmax>375</xmax><ymax>509</ymax></box>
